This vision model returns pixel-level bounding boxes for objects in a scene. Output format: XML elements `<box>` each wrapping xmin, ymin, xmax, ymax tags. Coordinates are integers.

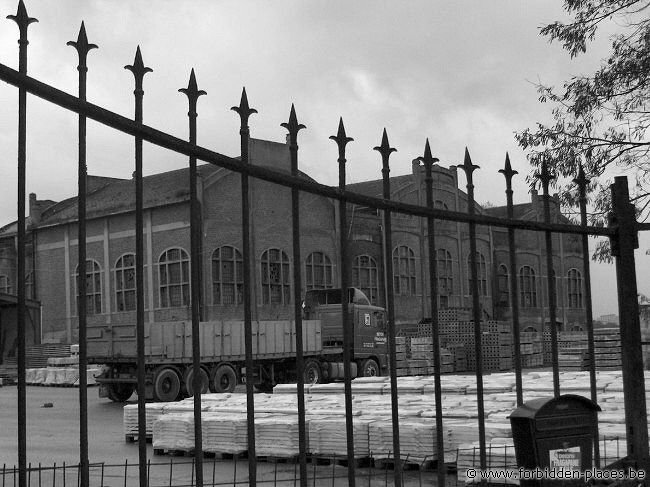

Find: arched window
<box><xmin>467</xmin><ymin>251</ymin><xmax>488</xmax><ymax>296</ymax></box>
<box><xmin>519</xmin><ymin>266</ymin><xmax>537</xmax><ymax>308</ymax></box>
<box><xmin>567</xmin><ymin>268</ymin><xmax>583</xmax><ymax>308</ymax></box>
<box><xmin>115</xmin><ymin>253</ymin><xmax>136</xmax><ymax>312</ymax></box>
<box><xmin>436</xmin><ymin>249</ymin><xmax>453</xmax><ymax>308</ymax></box>
<box><xmin>352</xmin><ymin>255</ymin><xmax>379</xmax><ymax>305</ymax></box>
<box><xmin>25</xmin><ymin>271</ymin><xmax>34</xmax><ymax>299</ymax></box>
<box><xmin>212</xmin><ymin>246</ymin><xmax>243</xmax><ymax>305</ymax></box>
<box><xmin>75</xmin><ymin>259</ymin><xmax>102</xmax><ymax>315</ymax></box>
<box><xmin>0</xmin><ymin>274</ymin><xmax>11</xmax><ymax>294</ymax></box>
<box><xmin>261</xmin><ymin>248</ymin><xmax>290</xmax><ymax>305</ymax></box>
<box><xmin>393</xmin><ymin>245</ymin><xmax>416</xmax><ymax>295</ymax></box>
<box><xmin>497</xmin><ymin>264</ymin><xmax>509</xmax><ymax>306</ymax></box>
<box><xmin>305</xmin><ymin>252</ymin><xmax>333</xmax><ymax>291</ymax></box>
<box><xmin>434</xmin><ymin>200</ymin><xmax>448</xmax><ymax>210</ymax></box>
<box><xmin>159</xmin><ymin>248</ymin><xmax>190</xmax><ymax>308</ymax></box>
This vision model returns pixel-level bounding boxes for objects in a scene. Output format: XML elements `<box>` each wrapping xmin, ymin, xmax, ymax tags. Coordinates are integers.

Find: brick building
<box><xmin>0</xmin><ymin>138</ymin><xmax>586</xmax><ymax>360</ymax></box>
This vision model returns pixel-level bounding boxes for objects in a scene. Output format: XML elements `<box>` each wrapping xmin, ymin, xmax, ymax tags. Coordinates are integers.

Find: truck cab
<box><xmin>303</xmin><ymin>287</ymin><xmax>388</xmax><ymax>375</ymax></box>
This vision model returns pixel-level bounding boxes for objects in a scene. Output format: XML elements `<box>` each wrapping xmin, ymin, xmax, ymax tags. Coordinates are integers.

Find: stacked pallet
<box><xmin>394</xmin><ymin>336</ymin><xmax>409</xmax><ymax>376</ymax></box>
<box><xmin>593</xmin><ymin>328</ymin><xmax>621</xmax><ymax>370</ymax></box>
<box><xmin>519</xmin><ymin>332</ymin><xmax>543</xmax><ymax>368</ymax></box>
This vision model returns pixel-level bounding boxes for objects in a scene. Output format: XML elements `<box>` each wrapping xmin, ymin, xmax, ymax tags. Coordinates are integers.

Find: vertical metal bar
<box><xmin>168</xmin><ymin>458</ymin><xmax>172</xmax><ymax>487</ymax></box>
<box><xmin>329</xmin><ymin>118</ymin><xmax>356</xmax><ymax>486</ymax></box>
<box><xmin>179</xmin><ymin>69</ymin><xmax>206</xmax><ymax>487</ymax></box>
<box><xmin>7</xmin><ymin>4</ymin><xmax>36</xmax><ymax>487</ymax></box>
<box><xmin>416</xmin><ymin>140</ymin><xmax>445</xmax><ymax>484</ymax></box>
<box><xmin>146</xmin><ymin>460</ymin><xmax>151</xmax><ymax>487</ymax></box>
<box><xmin>457</xmin><ymin>148</ymin><xmax>487</xmax><ymax>474</ymax></box>
<box><xmin>281</xmin><ymin>105</ymin><xmax>308</xmax><ymax>486</ymax></box>
<box><xmin>536</xmin><ymin>160</ymin><xmax>560</xmax><ymax>397</ymax></box>
<box><xmin>230</xmin><ymin>88</ymin><xmax>257</xmax><ymax>487</ymax></box>
<box><xmin>125</xmin><ymin>46</ymin><xmax>152</xmax><ymax>487</ymax></box>
<box><xmin>610</xmin><ymin>176</ymin><xmax>650</xmax><ymax>471</ymax></box>
<box><xmin>499</xmin><ymin>154</ymin><xmax>523</xmax><ymax>406</ymax></box>
<box><xmin>574</xmin><ymin>165</ymin><xmax>599</xmax><ymax>466</ymax></box>
<box><xmin>373</xmin><ymin>129</ymin><xmax>402</xmax><ymax>487</ymax></box>
<box><xmin>67</xmin><ymin>23</ymin><xmax>96</xmax><ymax>487</ymax></box>
<box><xmin>122</xmin><ymin>460</ymin><xmax>126</xmax><ymax>487</ymax></box>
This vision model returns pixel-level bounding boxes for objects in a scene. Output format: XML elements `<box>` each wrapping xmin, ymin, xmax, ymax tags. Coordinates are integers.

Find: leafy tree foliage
<box><xmin>516</xmin><ymin>0</ymin><xmax>649</xmax><ymax>249</ymax></box>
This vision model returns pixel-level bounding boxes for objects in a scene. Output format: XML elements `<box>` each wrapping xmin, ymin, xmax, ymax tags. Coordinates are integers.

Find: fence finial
<box><xmin>7</xmin><ymin>0</ymin><xmax>37</xmax><ymax>34</ymax></box>
<box><xmin>281</xmin><ymin>104</ymin><xmax>306</xmax><ymax>139</ymax></box>
<box><xmin>534</xmin><ymin>157</ymin><xmax>556</xmax><ymax>195</ymax></box>
<box><xmin>231</xmin><ymin>87</ymin><xmax>257</xmax><ymax>127</ymax></box>
<box><xmin>179</xmin><ymin>69</ymin><xmax>206</xmax><ymax>116</ymax></box>
<box><xmin>67</xmin><ymin>22</ymin><xmax>98</xmax><ymax>66</ymax></box>
<box><xmin>457</xmin><ymin>147</ymin><xmax>480</xmax><ymax>187</ymax></box>
<box><xmin>125</xmin><ymin>46</ymin><xmax>152</xmax><ymax>86</ymax></box>
<box><xmin>499</xmin><ymin>152</ymin><xmax>518</xmax><ymax>190</ymax></box>
<box><xmin>374</xmin><ymin>128</ymin><xmax>397</xmax><ymax>177</ymax></box>
<box><xmin>329</xmin><ymin>117</ymin><xmax>353</xmax><ymax>161</ymax></box>
<box><xmin>416</xmin><ymin>138</ymin><xmax>439</xmax><ymax>168</ymax></box>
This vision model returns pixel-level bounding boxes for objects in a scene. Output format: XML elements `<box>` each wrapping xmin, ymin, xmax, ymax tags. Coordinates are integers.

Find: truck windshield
<box><xmin>304</xmin><ymin>288</ymin><xmax>371</xmax><ymax>306</ymax></box>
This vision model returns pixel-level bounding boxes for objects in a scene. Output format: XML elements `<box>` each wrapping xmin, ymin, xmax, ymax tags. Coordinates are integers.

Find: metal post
<box><xmin>574</xmin><ymin>164</ymin><xmax>600</xmax><ymax>467</ymax></box>
<box><xmin>231</xmin><ymin>88</ymin><xmax>257</xmax><ymax>487</ymax></box>
<box><xmin>281</xmin><ymin>105</ymin><xmax>308</xmax><ymax>486</ymax></box>
<box><xmin>67</xmin><ymin>22</ymin><xmax>96</xmax><ymax>487</ymax></box>
<box><xmin>610</xmin><ymin>176</ymin><xmax>650</xmax><ymax>473</ymax></box>
<box><xmin>416</xmin><ymin>140</ymin><xmax>446</xmax><ymax>484</ymax></box>
<box><xmin>499</xmin><ymin>154</ymin><xmax>523</xmax><ymax>406</ymax></box>
<box><xmin>125</xmin><ymin>46</ymin><xmax>152</xmax><ymax>487</ymax></box>
<box><xmin>457</xmin><ymin>148</ymin><xmax>487</xmax><ymax>474</ymax></box>
<box><xmin>536</xmin><ymin>160</ymin><xmax>560</xmax><ymax>397</ymax></box>
<box><xmin>329</xmin><ymin>118</ymin><xmax>356</xmax><ymax>486</ymax></box>
<box><xmin>7</xmin><ymin>3</ymin><xmax>36</xmax><ymax>487</ymax></box>
<box><xmin>373</xmin><ymin>129</ymin><xmax>402</xmax><ymax>487</ymax></box>
<box><xmin>179</xmin><ymin>69</ymin><xmax>206</xmax><ymax>487</ymax></box>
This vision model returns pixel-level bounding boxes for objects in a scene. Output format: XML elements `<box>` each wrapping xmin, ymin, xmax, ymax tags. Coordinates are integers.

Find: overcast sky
<box><xmin>0</xmin><ymin>0</ymin><xmax>646</xmax><ymax>317</ymax></box>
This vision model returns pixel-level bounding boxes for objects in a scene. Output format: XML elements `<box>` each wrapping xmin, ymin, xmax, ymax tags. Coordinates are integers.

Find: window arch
<box><xmin>467</xmin><ymin>251</ymin><xmax>488</xmax><ymax>296</ymax></box>
<box><xmin>25</xmin><ymin>271</ymin><xmax>34</xmax><ymax>299</ymax></box>
<box><xmin>436</xmin><ymin>249</ymin><xmax>453</xmax><ymax>308</ymax></box>
<box><xmin>434</xmin><ymin>200</ymin><xmax>448</xmax><ymax>210</ymax></box>
<box><xmin>352</xmin><ymin>255</ymin><xmax>379</xmax><ymax>305</ymax></box>
<box><xmin>159</xmin><ymin>248</ymin><xmax>190</xmax><ymax>308</ymax></box>
<box><xmin>74</xmin><ymin>259</ymin><xmax>102</xmax><ymax>315</ymax></box>
<box><xmin>567</xmin><ymin>268</ymin><xmax>583</xmax><ymax>308</ymax></box>
<box><xmin>0</xmin><ymin>274</ymin><xmax>11</xmax><ymax>294</ymax></box>
<box><xmin>497</xmin><ymin>264</ymin><xmax>509</xmax><ymax>306</ymax></box>
<box><xmin>393</xmin><ymin>245</ymin><xmax>416</xmax><ymax>295</ymax></box>
<box><xmin>261</xmin><ymin>248</ymin><xmax>290</xmax><ymax>305</ymax></box>
<box><xmin>519</xmin><ymin>266</ymin><xmax>537</xmax><ymax>308</ymax></box>
<box><xmin>212</xmin><ymin>246</ymin><xmax>243</xmax><ymax>305</ymax></box>
<box><xmin>115</xmin><ymin>253</ymin><xmax>136</xmax><ymax>312</ymax></box>
<box><xmin>305</xmin><ymin>252</ymin><xmax>333</xmax><ymax>291</ymax></box>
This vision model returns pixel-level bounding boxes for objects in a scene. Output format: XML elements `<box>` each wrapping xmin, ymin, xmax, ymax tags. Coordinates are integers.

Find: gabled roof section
<box><xmin>347</xmin><ymin>174</ymin><xmax>413</xmax><ymax>199</ymax></box>
<box><xmin>37</xmin><ymin>165</ymin><xmax>221</xmax><ymax>226</ymax></box>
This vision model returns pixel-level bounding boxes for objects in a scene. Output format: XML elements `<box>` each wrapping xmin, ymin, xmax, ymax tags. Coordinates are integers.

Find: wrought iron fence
<box><xmin>2</xmin><ymin>1</ymin><xmax>649</xmax><ymax>487</ymax></box>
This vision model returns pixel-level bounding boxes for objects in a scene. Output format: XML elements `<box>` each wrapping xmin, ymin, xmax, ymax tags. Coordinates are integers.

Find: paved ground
<box><xmin>0</xmin><ymin>385</ymin><xmax>442</xmax><ymax>486</ymax></box>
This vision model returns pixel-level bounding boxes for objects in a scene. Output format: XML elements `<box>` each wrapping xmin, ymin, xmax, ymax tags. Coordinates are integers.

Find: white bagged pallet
<box><xmin>308</xmin><ymin>417</ymin><xmax>374</xmax><ymax>457</ymax></box>
<box><xmin>152</xmin><ymin>413</ymin><xmax>195</xmax><ymax>451</ymax></box>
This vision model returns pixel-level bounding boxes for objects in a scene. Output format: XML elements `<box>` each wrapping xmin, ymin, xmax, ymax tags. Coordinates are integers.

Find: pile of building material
<box><xmin>134</xmin><ymin>369</ymin><xmax>637</xmax><ymax>474</ymax></box>
<box><xmin>24</xmin><ymin>365</ymin><xmax>102</xmax><ymax>386</ymax></box>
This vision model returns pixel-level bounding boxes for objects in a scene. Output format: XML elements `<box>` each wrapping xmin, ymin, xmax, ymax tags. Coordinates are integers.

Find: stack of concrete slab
<box><xmin>308</xmin><ymin>417</ymin><xmax>375</xmax><ymax>457</ymax></box>
<box><xmin>152</xmin><ymin>414</ymin><xmax>196</xmax><ymax>452</ymax></box>
<box><xmin>202</xmin><ymin>413</ymin><xmax>249</xmax><ymax>454</ymax></box>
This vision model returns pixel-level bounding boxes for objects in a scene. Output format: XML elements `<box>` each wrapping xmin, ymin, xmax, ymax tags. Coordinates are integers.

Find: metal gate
<box><xmin>2</xmin><ymin>1</ymin><xmax>649</xmax><ymax>486</ymax></box>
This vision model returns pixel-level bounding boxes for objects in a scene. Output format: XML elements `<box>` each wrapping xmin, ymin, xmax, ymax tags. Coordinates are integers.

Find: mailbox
<box><xmin>510</xmin><ymin>394</ymin><xmax>600</xmax><ymax>486</ymax></box>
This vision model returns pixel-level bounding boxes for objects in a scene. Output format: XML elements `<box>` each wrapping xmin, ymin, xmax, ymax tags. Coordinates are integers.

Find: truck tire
<box><xmin>153</xmin><ymin>368</ymin><xmax>181</xmax><ymax>402</ymax></box>
<box><xmin>107</xmin><ymin>383</ymin><xmax>134</xmax><ymax>403</ymax></box>
<box><xmin>303</xmin><ymin>359</ymin><xmax>322</xmax><ymax>385</ymax></box>
<box><xmin>360</xmin><ymin>358</ymin><xmax>380</xmax><ymax>377</ymax></box>
<box><xmin>183</xmin><ymin>367</ymin><xmax>209</xmax><ymax>397</ymax></box>
<box><xmin>210</xmin><ymin>364</ymin><xmax>237</xmax><ymax>393</ymax></box>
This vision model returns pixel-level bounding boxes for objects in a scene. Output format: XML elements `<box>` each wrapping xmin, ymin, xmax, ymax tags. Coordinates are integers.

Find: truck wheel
<box><xmin>210</xmin><ymin>364</ymin><xmax>237</xmax><ymax>393</ymax></box>
<box><xmin>153</xmin><ymin>368</ymin><xmax>181</xmax><ymax>402</ymax></box>
<box><xmin>303</xmin><ymin>359</ymin><xmax>321</xmax><ymax>385</ymax></box>
<box><xmin>183</xmin><ymin>367</ymin><xmax>209</xmax><ymax>397</ymax></box>
<box><xmin>360</xmin><ymin>358</ymin><xmax>380</xmax><ymax>377</ymax></box>
<box><xmin>107</xmin><ymin>383</ymin><xmax>134</xmax><ymax>403</ymax></box>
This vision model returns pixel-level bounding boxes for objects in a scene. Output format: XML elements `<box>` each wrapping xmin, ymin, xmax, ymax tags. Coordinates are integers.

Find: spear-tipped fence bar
<box><xmin>4</xmin><ymin>8</ymin><xmax>650</xmax><ymax>487</ymax></box>
<box><xmin>125</xmin><ymin>44</ymin><xmax>152</xmax><ymax>487</ymax></box>
<box><xmin>231</xmin><ymin>87</ymin><xmax>258</xmax><ymax>487</ymax></box>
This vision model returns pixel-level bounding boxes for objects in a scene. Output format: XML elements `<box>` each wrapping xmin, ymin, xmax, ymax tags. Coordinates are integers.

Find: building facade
<box><xmin>0</xmin><ymin>138</ymin><xmax>587</xmax><ymax>357</ymax></box>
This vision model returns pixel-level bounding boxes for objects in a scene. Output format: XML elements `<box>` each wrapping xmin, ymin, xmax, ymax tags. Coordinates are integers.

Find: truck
<box><xmin>88</xmin><ymin>288</ymin><xmax>389</xmax><ymax>402</ymax></box>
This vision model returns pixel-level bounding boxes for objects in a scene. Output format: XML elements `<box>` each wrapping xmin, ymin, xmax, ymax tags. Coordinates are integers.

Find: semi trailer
<box><xmin>88</xmin><ymin>288</ymin><xmax>389</xmax><ymax>402</ymax></box>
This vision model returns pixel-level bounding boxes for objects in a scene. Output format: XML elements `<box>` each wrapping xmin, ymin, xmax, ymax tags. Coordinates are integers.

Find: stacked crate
<box><xmin>593</xmin><ymin>328</ymin><xmax>621</xmax><ymax>370</ymax></box>
<box><xmin>519</xmin><ymin>332</ymin><xmax>544</xmax><ymax>368</ymax></box>
<box><xmin>557</xmin><ymin>332</ymin><xmax>589</xmax><ymax>369</ymax></box>
<box><xmin>395</xmin><ymin>336</ymin><xmax>409</xmax><ymax>376</ymax></box>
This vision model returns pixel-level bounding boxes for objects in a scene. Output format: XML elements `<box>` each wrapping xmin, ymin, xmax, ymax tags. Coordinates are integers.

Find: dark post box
<box><xmin>510</xmin><ymin>394</ymin><xmax>600</xmax><ymax>486</ymax></box>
